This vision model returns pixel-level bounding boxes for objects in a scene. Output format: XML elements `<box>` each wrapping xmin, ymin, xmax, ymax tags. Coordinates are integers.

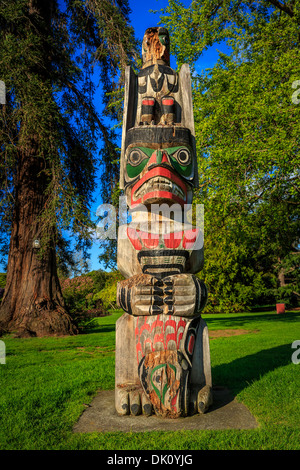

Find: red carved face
<box><xmin>124</xmin><ymin>145</ymin><xmax>194</xmax><ymax>208</ymax></box>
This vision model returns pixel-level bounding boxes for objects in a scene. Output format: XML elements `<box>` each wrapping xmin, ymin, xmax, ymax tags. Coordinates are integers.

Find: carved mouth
<box><xmin>133</xmin><ymin>176</ymin><xmax>185</xmax><ymax>201</ymax></box>
<box><xmin>131</xmin><ymin>167</ymin><xmax>187</xmax><ymax>206</ymax></box>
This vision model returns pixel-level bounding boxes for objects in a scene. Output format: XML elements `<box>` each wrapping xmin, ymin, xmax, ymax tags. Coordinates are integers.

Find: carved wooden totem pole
<box><xmin>115</xmin><ymin>27</ymin><xmax>212</xmax><ymax>418</ymax></box>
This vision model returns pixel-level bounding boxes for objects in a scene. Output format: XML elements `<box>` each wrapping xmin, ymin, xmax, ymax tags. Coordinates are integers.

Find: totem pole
<box><xmin>115</xmin><ymin>27</ymin><xmax>212</xmax><ymax>418</ymax></box>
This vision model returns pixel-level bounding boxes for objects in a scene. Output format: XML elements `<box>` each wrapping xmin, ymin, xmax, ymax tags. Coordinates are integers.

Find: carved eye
<box><xmin>126</xmin><ymin>147</ymin><xmax>154</xmax><ymax>180</ymax></box>
<box><xmin>128</xmin><ymin>149</ymin><xmax>143</xmax><ymax>166</ymax></box>
<box><xmin>176</xmin><ymin>148</ymin><xmax>191</xmax><ymax>166</ymax></box>
<box><xmin>159</xmin><ymin>35</ymin><xmax>169</xmax><ymax>46</ymax></box>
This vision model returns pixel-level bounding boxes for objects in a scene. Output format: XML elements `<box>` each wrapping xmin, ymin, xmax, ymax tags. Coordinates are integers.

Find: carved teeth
<box><xmin>134</xmin><ymin>177</ymin><xmax>185</xmax><ymax>200</ymax></box>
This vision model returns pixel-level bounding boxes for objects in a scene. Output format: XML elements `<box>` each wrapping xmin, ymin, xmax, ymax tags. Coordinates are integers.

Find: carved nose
<box><xmin>148</xmin><ymin>150</ymin><xmax>171</xmax><ymax>166</ymax></box>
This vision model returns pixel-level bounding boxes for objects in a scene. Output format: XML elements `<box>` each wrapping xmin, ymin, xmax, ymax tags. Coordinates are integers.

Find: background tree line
<box><xmin>158</xmin><ymin>0</ymin><xmax>300</xmax><ymax>312</ymax></box>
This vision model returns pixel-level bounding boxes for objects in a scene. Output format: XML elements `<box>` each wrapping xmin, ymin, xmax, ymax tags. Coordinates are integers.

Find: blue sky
<box><xmin>129</xmin><ymin>0</ymin><xmax>166</xmax><ymax>39</ymax></box>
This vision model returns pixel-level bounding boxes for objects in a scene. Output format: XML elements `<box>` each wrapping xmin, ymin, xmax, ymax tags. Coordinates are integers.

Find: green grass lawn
<box><xmin>0</xmin><ymin>310</ymin><xmax>299</xmax><ymax>450</ymax></box>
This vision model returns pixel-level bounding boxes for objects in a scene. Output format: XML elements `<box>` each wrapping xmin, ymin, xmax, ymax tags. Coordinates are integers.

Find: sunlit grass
<box><xmin>0</xmin><ymin>310</ymin><xmax>299</xmax><ymax>450</ymax></box>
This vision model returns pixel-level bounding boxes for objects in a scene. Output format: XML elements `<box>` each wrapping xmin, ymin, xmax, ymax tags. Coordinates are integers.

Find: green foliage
<box><xmin>274</xmin><ymin>252</ymin><xmax>300</xmax><ymax>304</ymax></box>
<box><xmin>60</xmin><ymin>274</ymin><xmax>101</xmax><ymax>327</ymax></box>
<box><xmin>61</xmin><ymin>275</ymin><xmax>95</xmax><ymax>311</ymax></box>
<box><xmin>0</xmin><ymin>273</ymin><xmax>6</xmax><ymax>289</ymax></box>
<box><xmin>92</xmin><ymin>270</ymin><xmax>125</xmax><ymax>309</ymax></box>
<box><xmin>60</xmin><ymin>269</ymin><xmax>125</xmax><ymax>325</ymax></box>
<box><xmin>159</xmin><ymin>0</ymin><xmax>297</xmax><ymax>66</ymax></box>
<box><xmin>160</xmin><ymin>0</ymin><xmax>300</xmax><ymax>311</ymax></box>
<box><xmin>88</xmin><ymin>269</ymin><xmax>110</xmax><ymax>292</ymax></box>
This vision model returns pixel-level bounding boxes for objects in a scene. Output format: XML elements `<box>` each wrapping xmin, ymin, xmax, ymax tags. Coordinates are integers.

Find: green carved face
<box><xmin>125</xmin><ymin>145</ymin><xmax>194</xmax><ymax>184</ymax></box>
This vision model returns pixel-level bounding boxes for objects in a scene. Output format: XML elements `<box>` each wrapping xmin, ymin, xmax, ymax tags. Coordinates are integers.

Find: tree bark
<box><xmin>0</xmin><ymin>140</ymin><xmax>77</xmax><ymax>338</ymax></box>
<box><xmin>277</xmin><ymin>257</ymin><xmax>286</xmax><ymax>290</ymax></box>
<box><xmin>0</xmin><ymin>0</ymin><xmax>77</xmax><ymax>337</ymax></box>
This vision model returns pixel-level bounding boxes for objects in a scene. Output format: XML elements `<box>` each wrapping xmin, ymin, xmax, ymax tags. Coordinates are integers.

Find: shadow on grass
<box><xmin>205</xmin><ymin>311</ymin><xmax>300</xmax><ymax>330</ymax></box>
<box><xmin>81</xmin><ymin>325</ymin><xmax>116</xmax><ymax>335</ymax></box>
<box><xmin>212</xmin><ymin>343</ymin><xmax>294</xmax><ymax>395</ymax></box>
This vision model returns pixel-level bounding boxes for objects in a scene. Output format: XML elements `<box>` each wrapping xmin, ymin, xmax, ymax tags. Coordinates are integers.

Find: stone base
<box><xmin>73</xmin><ymin>386</ymin><xmax>257</xmax><ymax>433</ymax></box>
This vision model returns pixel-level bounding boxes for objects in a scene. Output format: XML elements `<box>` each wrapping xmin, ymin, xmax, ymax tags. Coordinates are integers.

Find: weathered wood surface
<box><xmin>115</xmin><ymin>27</ymin><xmax>212</xmax><ymax>418</ymax></box>
<box><xmin>115</xmin><ymin>313</ymin><xmax>212</xmax><ymax>417</ymax></box>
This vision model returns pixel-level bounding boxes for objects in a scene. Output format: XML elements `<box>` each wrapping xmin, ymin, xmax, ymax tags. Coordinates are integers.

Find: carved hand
<box><xmin>117</xmin><ymin>273</ymin><xmax>207</xmax><ymax>317</ymax></box>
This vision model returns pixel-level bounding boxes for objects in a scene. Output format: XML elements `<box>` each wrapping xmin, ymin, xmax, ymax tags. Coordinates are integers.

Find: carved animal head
<box><xmin>123</xmin><ymin>127</ymin><xmax>196</xmax><ymax>208</ymax></box>
<box><xmin>142</xmin><ymin>27</ymin><xmax>170</xmax><ymax>67</ymax></box>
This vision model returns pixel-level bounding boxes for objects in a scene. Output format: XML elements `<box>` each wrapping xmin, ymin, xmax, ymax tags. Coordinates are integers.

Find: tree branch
<box><xmin>267</xmin><ymin>0</ymin><xmax>294</xmax><ymax>17</ymax></box>
<box><xmin>65</xmin><ymin>80</ymin><xmax>118</xmax><ymax>157</ymax></box>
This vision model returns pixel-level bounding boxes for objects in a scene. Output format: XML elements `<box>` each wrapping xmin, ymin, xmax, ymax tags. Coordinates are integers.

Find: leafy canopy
<box><xmin>159</xmin><ymin>0</ymin><xmax>300</xmax><ymax>310</ymax></box>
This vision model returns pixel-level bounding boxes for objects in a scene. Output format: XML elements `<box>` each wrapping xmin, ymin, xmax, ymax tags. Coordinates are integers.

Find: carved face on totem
<box><xmin>123</xmin><ymin>127</ymin><xmax>196</xmax><ymax>208</ymax></box>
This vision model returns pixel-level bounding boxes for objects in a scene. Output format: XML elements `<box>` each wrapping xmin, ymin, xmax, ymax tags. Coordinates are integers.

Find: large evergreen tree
<box><xmin>160</xmin><ymin>0</ymin><xmax>300</xmax><ymax>311</ymax></box>
<box><xmin>0</xmin><ymin>0</ymin><xmax>138</xmax><ymax>336</ymax></box>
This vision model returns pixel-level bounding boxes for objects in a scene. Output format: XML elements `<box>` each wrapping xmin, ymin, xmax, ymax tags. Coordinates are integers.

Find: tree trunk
<box><xmin>278</xmin><ymin>257</ymin><xmax>286</xmax><ymax>288</ymax></box>
<box><xmin>0</xmin><ymin>0</ymin><xmax>77</xmax><ymax>337</ymax></box>
<box><xmin>0</xmin><ymin>142</ymin><xmax>77</xmax><ymax>337</ymax></box>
